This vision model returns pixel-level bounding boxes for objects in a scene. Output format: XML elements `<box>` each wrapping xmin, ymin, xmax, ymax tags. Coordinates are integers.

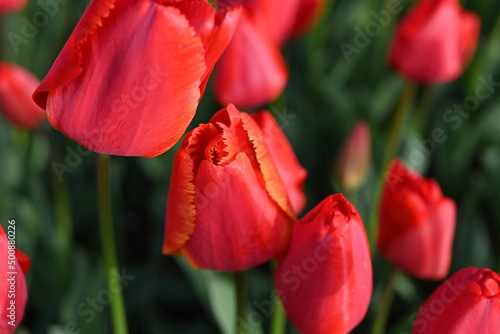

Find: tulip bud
<box><xmin>274</xmin><ymin>194</ymin><xmax>372</xmax><ymax>334</ymax></box>
<box><xmin>389</xmin><ymin>0</ymin><xmax>481</xmax><ymax>84</ymax></box>
<box><xmin>0</xmin><ymin>63</ymin><xmax>45</xmax><ymax>130</ymax></box>
<box><xmin>33</xmin><ymin>0</ymin><xmax>241</xmax><ymax>157</ymax></box>
<box><xmin>412</xmin><ymin>267</ymin><xmax>500</xmax><ymax>334</ymax></box>
<box><xmin>377</xmin><ymin>159</ymin><xmax>456</xmax><ymax>280</ymax></box>
<box><xmin>252</xmin><ymin>110</ymin><xmax>307</xmax><ymax>214</ymax></box>
<box><xmin>334</xmin><ymin>121</ymin><xmax>371</xmax><ymax>191</ymax></box>
<box><xmin>163</xmin><ymin>104</ymin><xmax>296</xmax><ymax>271</ymax></box>
<box><xmin>0</xmin><ymin>225</ymin><xmax>31</xmax><ymax>334</ymax></box>
<box><xmin>214</xmin><ymin>0</ymin><xmax>325</xmax><ymax>108</ymax></box>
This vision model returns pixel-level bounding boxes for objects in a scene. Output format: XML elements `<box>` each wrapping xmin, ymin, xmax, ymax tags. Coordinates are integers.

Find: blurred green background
<box><xmin>1</xmin><ymin>0</ymin><xmax>499</xmax><ymax>333</ymax></box>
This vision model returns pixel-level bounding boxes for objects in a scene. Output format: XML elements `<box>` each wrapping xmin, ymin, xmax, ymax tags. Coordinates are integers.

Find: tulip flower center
<box><xmin>205</xmin><ymin>134</ymin><xmax>229</xmax><ymax>166</ymax></box>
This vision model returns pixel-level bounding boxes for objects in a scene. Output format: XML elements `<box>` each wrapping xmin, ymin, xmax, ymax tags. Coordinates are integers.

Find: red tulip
<box><xmin>377</xmin><ymin>159</ymin><xmax>456</xmax><ymax>280</ymax></box>
<box><xmin>163</xmin><ymin>104</ymin><xmax>295</xmax><ymax>271</ymax></box>
<box><xmin>274</xmin><ymin>194</ymin><xmax>372</xmax><ymax>334</ymax></box>
<box><xmin>0</xmin><ymin>0</ymin><xmax>27</xmax><ymax>13</ymax></box>
<box><xmin>389</xmin><ymin>0</ymin><xmax>480</xmax><ymax>84</ymax></box>
<box><xmin>252</xmin><ymin>110</ymin><xmax>307</xmax><ymax>214</ymax></box>
<box><xmin>0</xmin><ymin>224</ymin><xmax>31</xmax><ymax>334</ymax></box>
<box><xmin>412</xmin><ymin>267</ymin><xmax>500</xmax><ymax>334</ymax></box>
<box><xmin>33</xmin><ymin>0</ymin><xmax>241</xmax><ymax>157</ymax></box>
<box><xmin>0</xmin><ymin>63</ymin><xmax>45</xmax><ymax>130</ymax></box>
<box><xmin>335</xmin><ymin>121</ymin><xmax>371</xmax><ymax>191</ymax></box>
<box><xmin>214</xmin><ymin>0</ymin><xmax>324</xmax><ymax>109</ymax></box>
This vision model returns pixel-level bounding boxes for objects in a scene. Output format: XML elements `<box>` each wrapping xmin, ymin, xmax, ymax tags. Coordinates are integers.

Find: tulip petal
<box><xmin>290</xmin><ymin>0</ymin><xmax>325</xmax><ymax>38</ymax></box>
<box><xmin>389</xmin><ymin>0</ymin><xmax>480</xmax><ymax>84</ymax></box>
<box><xmin>240</xmin><ymin>111</ymin><xmax>295</xmax><ymax>220</ymax></box>
<box><xmin>0</xmin><ymin>226</ymin><xmax>29</xmax><ymax>334</ymax></box>
<box><xmin>412</xmin><ymin>267</ymin><xmax>500</xmax><ymax>334</ymax></box>
<box><xmin>163</xmin><ymin>124</ymin><xmax>223</xmax><ymax>255</ymax></box>
<box><xmin>378</xmin><ymin>160</ymin><xmax>457</xmax><ymax>280</ymax></box>
<box><xmin>252</xmin><ymin>110</ymin><xmax>307</xmax><ymax>214</ymax></box>
<box><xmin>15</xmin><ymin>249</ymin><xmax>32</xmax><ymax>275</ymax></box>
<box><xmin>173</xmin><ymin>0</ymin><xmax>241</xmax><ymax>92</ymax></box>
<box><xmin>275</xmin><ymin>194</ymin><xmax>372</xmax><ymax>334</ymax></box>
<box><xmin>0</xmin><ymin>0</ymin><xmax>27</xmax><ymax>13</ymax></box>
<box><xmin>35</xmin><ymin>0</ymin><xmax>207</xmax><ymax>157</ymax></box>
<box><xmin>182</xmin><ymin>153</ymin><xmax>291</xmax><ymax>271</ymax></box>
<box><xmin>0</xmin><ymin>63</ymin><xmax>45</xmax><ymax>130</ymax></box>
<box><xmin>245</xmin><ymin>0</ymin><xmax>301</xmax><ymax>45</ymax></box>
<box><xmin>214</xmin><ymin>10</ymin><xmax>288</xmax><ymax>109</ymax></box>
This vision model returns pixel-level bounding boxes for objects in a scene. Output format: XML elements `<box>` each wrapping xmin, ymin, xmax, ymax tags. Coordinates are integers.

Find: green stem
<box><xmin>370</xmin><ymin>268</ymin><xmax>399</xmax><ymax>334</ymax></box>
<box><xmin>0</xmin><ymin>16</ymin><xmax>6</xmax><ymax>61</ymax></box>
<box><xmin>270</xmin><ymin>261</ymin><xmax>286</xmax><ymax>334</ymax></box>
<box><xmin>235</xmin><ymin>271</ymin><xmax>246</xmax><ymax>334</ymax></box>
<box><xmin>367</xmin><ymin>81</ymin><xmax>416</xmax><ymax>248</ymax></box>
<box><xmin>43</xmin><ymin>130</ymin><xmax>73</xmax><ymax>274</ymax></box>
<box><xmin>270</xmin><ymin>299</ymin><xmax>286</xmax><ymax>334</ymax></box>
<box><xmin>381</xmin><ymin>81</ymin><xmax>417</xmax><ymax>170</ymax></box>
<box><xmin>415</xmin><ymin>86</ymin><xmax>435</xmax><ymax>135</ymax></box>
<box><xmin>0</xmin><ymin>15</ymin><xmax>13</xmax><ymax>62</ymax></box>
<box><xmin>97</xmin><ymin>154</ymin><xmax>128</xmax><ymax>334</ymax></box>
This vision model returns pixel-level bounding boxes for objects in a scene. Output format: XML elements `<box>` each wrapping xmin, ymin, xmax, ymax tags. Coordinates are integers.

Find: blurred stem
<box><xmin>370</xmin><ymin>268</ymin><xmax>399</xmax><ymax>334</ymax></box>
<box><xmin>415</xmin><ymin>86</ymin><xmax>435</xmax><ymax>135</ymax></box>
<box><xmin>0</xmin><ymin>16</ymin><xmax>7</xmax><ymax>61</ymax></box>
<box><xmin>367</xmin><ymin>81</ymin><xmax>416</xmax><ymax>247</ymax></box>
<box><xmin>381</xmin><ymin>81</ymin><xmax>417</xmax><ymax>169</ymax></box>
<box><xmin>270</xmin><ymin>261</ymin><xmax>286</xmax><ymax>334</ymax></box>
<box><xmin>235</xmin><ymin>271</ymin><xmax>246</xmax><ymax>334</ymax></box>
<box><xmin>43</xmin><ymin>130</ymin><xmax>73</xmax><ymax>274</ymax></box>
<box><xmin>97</xmin><ymin>154</ymin><xmax>129</xmax><ymax>334</ymax></box>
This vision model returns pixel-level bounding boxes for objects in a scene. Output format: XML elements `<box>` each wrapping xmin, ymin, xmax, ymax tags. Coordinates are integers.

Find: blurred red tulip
<box><xmin>0</xmin><ymin>0</ymin><xmax>27</xmax><ymax>13</ymax></box>
<box><xmin>252</xmin><ymin>110</ymin><xmax>307</xmax><ymax>214</ymax></box>
<box><xmin>389</xmin><ymin>0</ymin><xmax>480</xmax><ymax>84</ymax></box>
<box><xmin>335</xmin><ymin>121</ymin><xmax>371</xmax><ymax>191</ymax></box>
<box><xmin>33</xmin><ymin>0</ymin><xmax>241</xmax><ymax>157</ymax></box>
<box><xmin>163</xmin><ymin>104</ymin><xmax>295</xmax><ymax>271</ymax></box>
<box><xmin>214</xmin><ymin>0</ymin><xmax>324</xmax><ymax>108</ymax></box>
<box><xmin>0</xmin><ymin>224</ymin><xmax>31</xmax><ymax>334</ymax></box>
<box><xmin>412</xmin><ymin>267</ymin><xmax>500</xmax><ymax>334</ymax></box>
<box><xmin>275</xmin><ymin>194</ymin><xmax>372</xmax><ymax>334</ymax></box>
<box><xmin>0</xmin><ymin>63</ymin><xmax>45</xmax><ymax>130</ymax></box>
<box><xmin>377</xmin><ymin>160</ymin><xmax>456</xmax><ymax>280</ymax></box>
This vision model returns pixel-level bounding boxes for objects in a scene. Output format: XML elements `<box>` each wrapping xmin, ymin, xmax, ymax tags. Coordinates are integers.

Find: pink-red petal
<box><xmin>35</xmin><ymin>1</ymin><xmax>206</xmax><ymax>157</ymax></box>
<box><xmin>182</xmin><ymin>153</ymin><xmax>291</xmax><ymax>271</ymax></box>
<box><xmin>252</xmin><ymin>110</ymin><xmax>307</xmax><ymax>214</ymax></box>
<box><xmin>214</xmin><ymin>10</ymin><xmax>288</xmax><ymax>109</ymax></box>
<box><xmin>0</xmin><ymin>63</ymin><xmax>45</xmax><ymax>130</ymax></box>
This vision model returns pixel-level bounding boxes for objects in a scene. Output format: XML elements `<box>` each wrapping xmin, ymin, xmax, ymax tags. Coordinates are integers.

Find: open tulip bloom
<box><xmin>33</xmin><ymin>0</ymin><xmax>241</xmax><ymax>157</ymax></box>
<box><xmin>163</xmin><ymin>104</ymin><xmax>297</xmax><ymax>271</ymax></box>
